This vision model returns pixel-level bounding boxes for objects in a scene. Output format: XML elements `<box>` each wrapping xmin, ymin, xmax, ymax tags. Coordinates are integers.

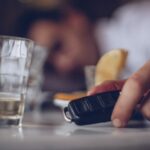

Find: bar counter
<box><xmin>0</xmin><ymin>111</ymin><xmax>150</xmax><ymax>150</ymax></box>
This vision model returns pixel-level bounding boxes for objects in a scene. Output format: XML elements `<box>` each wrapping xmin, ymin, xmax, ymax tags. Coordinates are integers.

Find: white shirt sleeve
<box><xmin>95</xmin><ymin>1</ymin><xmax>150</xmax><ymax>78</ymax></box>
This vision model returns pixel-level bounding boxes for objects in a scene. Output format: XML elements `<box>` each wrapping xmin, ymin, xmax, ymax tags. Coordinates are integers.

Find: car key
<box><xmin>63</xmin><ymin>90</ymin><xmax>143</xmax><ymax>125</ymax></box>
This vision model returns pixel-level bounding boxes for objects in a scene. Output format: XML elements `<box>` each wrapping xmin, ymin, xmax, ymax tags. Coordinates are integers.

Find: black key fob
<box><xmin>63</xmin><ymin>91</ymin><xmax>143</xmax><ymax>125</ymax></box>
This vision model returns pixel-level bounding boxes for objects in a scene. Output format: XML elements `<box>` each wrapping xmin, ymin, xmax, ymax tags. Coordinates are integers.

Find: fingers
<box><xmin>87</xmin><ymin>80</ymin><xmax>125</xmax><ymax>96</ymax></box>
<box><xmin>112</xmin><ymin>61</ymin><xmax>150</xmax><ymax>128</ymax></box>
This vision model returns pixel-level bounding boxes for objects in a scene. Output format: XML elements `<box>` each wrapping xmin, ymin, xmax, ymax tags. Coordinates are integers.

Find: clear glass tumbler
<box><xmin>0</xmin><ymin>36</ymin><xmax>34</xmax><ymax>126</ymax></box>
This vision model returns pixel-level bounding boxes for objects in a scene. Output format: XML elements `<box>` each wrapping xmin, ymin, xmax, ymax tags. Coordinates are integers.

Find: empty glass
<box><xmin>0</xmin><ymin>36</ymin><xmax>34</xmax><ymax>126</ymax></box>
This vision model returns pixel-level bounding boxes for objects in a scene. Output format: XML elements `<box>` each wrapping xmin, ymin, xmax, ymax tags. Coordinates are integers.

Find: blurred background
<box><xmin>0</xmin><ymin>0</ymin><xmax>145</xmax><ymax>112</ymax></box>
<box><xmin>0</xmin><ymin>0</ymin><xmax>126</xmax><ymax>89</ymax></box>
<box><xmin>0</xmin><ymin>0</ymin><xmax>126</xmax><ymax>35</ymax></box>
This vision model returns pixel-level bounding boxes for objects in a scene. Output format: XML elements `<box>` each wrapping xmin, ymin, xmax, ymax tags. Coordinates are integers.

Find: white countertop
<box><xmin>0</xmin><ymin>111</ymin><xmax>150</xmax><ymax>150</ymax></box>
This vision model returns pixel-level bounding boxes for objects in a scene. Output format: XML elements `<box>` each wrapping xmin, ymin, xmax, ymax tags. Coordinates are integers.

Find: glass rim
<box><xmin>0</xmin><ymin>35</ymin><xmax>34</xmax><ymax>43</ymax></box>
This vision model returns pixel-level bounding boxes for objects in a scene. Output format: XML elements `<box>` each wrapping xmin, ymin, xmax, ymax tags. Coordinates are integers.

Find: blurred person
<box><xmin>15</xmin><ymin>8</ymin><xmax>99</xmax><ymax>92</ymax></box>
<box><xmin>15</xmin><ymin>9</ymin><xmax>85</xmax><ymax>91</ymax></box>
<box><xmin>15</xmin><ymin>0</ymin><xmax>123</xmax><ymax>92</ymax></box>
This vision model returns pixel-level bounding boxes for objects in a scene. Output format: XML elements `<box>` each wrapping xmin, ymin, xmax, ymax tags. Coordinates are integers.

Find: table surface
<box><xmin>0</xmin><ymin>111</ymin><xmax>150</xmax><ymax>150</ymax></box>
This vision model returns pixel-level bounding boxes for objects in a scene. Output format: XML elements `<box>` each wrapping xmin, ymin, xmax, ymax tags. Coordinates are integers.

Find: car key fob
<box><xmin>63</xmin><ymin>90</ymin><xmax>143</xmax><ymax>125</ymax></box>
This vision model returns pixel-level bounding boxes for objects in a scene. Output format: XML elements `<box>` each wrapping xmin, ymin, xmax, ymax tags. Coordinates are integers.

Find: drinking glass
<box><xmin>0</xmin><ymin>36</ymin><xmax>34</xmax><ymax>126</ymax></box>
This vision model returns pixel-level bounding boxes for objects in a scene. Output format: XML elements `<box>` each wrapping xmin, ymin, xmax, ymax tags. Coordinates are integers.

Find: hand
<box><xmin>88</xmin><ymin>61</ymin><xmax>150</xmax><ymax>128</ymax></box>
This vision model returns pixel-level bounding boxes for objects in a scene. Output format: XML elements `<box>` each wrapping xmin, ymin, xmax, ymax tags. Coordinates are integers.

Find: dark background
<box><xmin>0</xmin><ymin>0</ymin><xmax>130</xmax><ymax>36</ymax></box>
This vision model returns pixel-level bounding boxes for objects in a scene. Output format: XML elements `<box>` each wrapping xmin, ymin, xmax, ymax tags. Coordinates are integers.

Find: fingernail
<box><xmin>112</xmin><ymin>118</ymin><xmax>125</xmax><ymax>128</ymax></box>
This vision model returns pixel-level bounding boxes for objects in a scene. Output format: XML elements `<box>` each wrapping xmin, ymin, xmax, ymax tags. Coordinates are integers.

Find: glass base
<box><xmin>0</xmin><ymin>118</ymin><xmax>22</xmax><ymax>126</ymax></box>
